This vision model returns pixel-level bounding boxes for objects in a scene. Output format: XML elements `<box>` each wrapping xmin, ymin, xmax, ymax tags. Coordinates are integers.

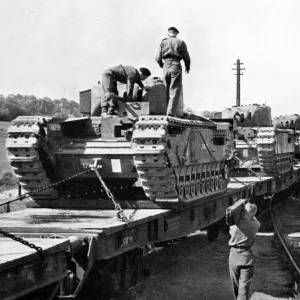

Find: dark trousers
<box><xmin>163</xmin><ymin>59</ymin><xmax>182</xmax><ymax>116</ymax></box>
<box><xmin>101</xmin><ymin>70</ymin><xmax>119</xmax><ymax>108</ymax></box>
<box><xmin>229</xmin><ymin>249</ymin><xmax>254</xmax><ymax>300</ymax></box>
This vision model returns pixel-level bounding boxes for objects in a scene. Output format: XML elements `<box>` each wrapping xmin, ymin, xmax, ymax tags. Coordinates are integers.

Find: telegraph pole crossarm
<box><xmin>232</xmin><ymin>57</ymin><xmax>245</xmax><ymax>106</ymax></box>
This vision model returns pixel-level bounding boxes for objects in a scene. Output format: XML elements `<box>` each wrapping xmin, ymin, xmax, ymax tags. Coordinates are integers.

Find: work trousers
<box><xmin>101</xmin><ymin>70</ymin><xmax>119</xmax><ymax>108</ymax></box>
<box><xmin>163</xmin><ymin>59</ymin><xmax>182</xmax><ymax>116</ymax></box>
<box><xmin>229</xmin><ymin>248</ymin><xmax>254</xmax><ymax>300</ymax></box>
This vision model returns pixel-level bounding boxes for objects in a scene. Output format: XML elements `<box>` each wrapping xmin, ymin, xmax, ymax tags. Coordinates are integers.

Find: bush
<box><xmin>0</xmin><ymin>171</ymin><xmax>19</xmax><ymax>191</ymax></box>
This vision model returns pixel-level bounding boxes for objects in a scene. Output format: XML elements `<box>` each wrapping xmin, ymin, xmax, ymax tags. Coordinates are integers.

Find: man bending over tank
<box><xmin>101</xmin><ymin>65</ymin><xmax>151</xmax><ymax>117</ymax></box>
<box><xmin>228</xmin><ymin>203</ymin><xmax>260</xmax><ymax>300</ymax></box>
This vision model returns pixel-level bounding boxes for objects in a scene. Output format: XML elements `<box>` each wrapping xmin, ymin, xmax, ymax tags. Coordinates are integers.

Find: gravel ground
<box><xmin>118</xmin><ymin>231</ymin><xmax>294</xmax><ymax>300</ymax></box>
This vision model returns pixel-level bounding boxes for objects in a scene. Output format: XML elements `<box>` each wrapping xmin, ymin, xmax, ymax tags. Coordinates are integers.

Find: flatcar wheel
<box><xmin>82</xmin><ymin>267</ymin><xmax>113</xmax><ymax>300</ymax></box>
<box><xmin>207</xmin><ymin>222</ymin><xmax>220</xmax><ymax>242</ymax></box>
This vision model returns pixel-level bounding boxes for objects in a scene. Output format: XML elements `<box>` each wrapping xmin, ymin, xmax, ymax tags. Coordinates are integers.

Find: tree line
<box><xmin>0</xmin><ymin>94</ymin><xmax>80</xmax><ymax>121</ymax></box>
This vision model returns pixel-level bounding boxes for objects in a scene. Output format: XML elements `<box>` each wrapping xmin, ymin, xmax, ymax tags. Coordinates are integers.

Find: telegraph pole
<box><xmin>232</xmin><ymin>57</ymin><xmax>245</xmax><ymax>106</ymax></box>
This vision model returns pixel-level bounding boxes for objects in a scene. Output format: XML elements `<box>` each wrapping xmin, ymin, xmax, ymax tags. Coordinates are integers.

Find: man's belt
<box><xmin>232</xmin><ymin>245</ymin><xmax>251</xmax><ymax>250</ymax></box>
<box><xmin>163</xmin><ymin>55</ymin><xmax>181</xmax><ymax>61</ymax></box>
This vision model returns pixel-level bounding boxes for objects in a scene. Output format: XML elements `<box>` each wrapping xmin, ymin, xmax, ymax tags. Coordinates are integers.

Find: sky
<box><xmin>0</xmin><ymin>0</ymin><xmax>299</xmax><ymax>117</ymax></box>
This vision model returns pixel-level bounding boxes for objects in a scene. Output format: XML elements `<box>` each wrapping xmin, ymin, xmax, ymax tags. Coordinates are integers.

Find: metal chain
<box><xmin>0</xmin><ymin>168</ymin><xmax>95</xmax><ymax>257</ymax></box>
<box><xmin>0</xmin><ymin>168</ymin><xmax>94</xmax><ymax>207</ymax></box>
<box><xmin>0</xmin><ymin>228</ymin><xmax>44</xmax><ymax>258</ymax></box>
<box><xmin>93</xmin><ymin>167</ymin><xmax>134</xmax><ymax>223</ymax></box>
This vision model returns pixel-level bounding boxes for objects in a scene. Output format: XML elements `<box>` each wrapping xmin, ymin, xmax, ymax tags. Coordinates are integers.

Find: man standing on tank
<box><xmin>101</xmin><ymin>65</ymin><xmax>151</xmax><ymax>117</ymax></box>
<box><xmin>155</xmin><ymin>26</ymin><xmax>191</xmax><ymax>117</ymax></box>
<box><xmin>228</xmin><ymin>203</ymin><xmax>261</xmax><ymax>300</ymax></box>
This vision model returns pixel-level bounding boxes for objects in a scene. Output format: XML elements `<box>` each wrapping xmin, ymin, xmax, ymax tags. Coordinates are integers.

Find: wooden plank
<box><xmin>0</xmin><ymin>238</ymin><xmax>69</xmax><ymax>270</ymax></box>
<box><xmin>0</xmin><ymin>208</ymin><xmax>170</xmax><ymax>235</ymax></box>
<box><xmin>0</xmin><ymin>239</ymin><xmax>67</xmax><ymax>300</ymax></box>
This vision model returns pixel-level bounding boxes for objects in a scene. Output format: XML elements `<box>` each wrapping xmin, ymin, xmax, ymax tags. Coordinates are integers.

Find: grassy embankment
<box><xmin>0</xmin><ymin>121</ymin><xmax>18</xmax><ymax>191</ymax></box>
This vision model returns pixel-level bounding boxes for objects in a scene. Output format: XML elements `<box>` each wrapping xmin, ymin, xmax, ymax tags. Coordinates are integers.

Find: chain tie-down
<box><xmin>0</xmin><ymin>160</ymin><xmax>133</xmax><ymax>257</ymax></box>
<box><xmin>0</xmin><ymin>228</ymin><xmax>44</xmax><ymax>259</ymax></box>
<box><xmin>91</xmin><ymin>159</ymin><xmax>134</xmax><ymax>223</ymax></box>
<box><xmin>0</xmin><ymin>168</ymin><xmax>95</xmax><ymax>257</ymax></box>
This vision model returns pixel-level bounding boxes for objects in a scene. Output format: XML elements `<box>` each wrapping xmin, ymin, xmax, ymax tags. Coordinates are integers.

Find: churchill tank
<box><xmin>6</xmin><ymin>78</ymin><xmax>234</xmax><ymax>209</ymax></box>
<box><xmin>213</xmin><ymin>104</ymin><xmax>295</xmax><ymax>177</ymax></box>
<box><xmin>273</xmin><ymin>114</ymin><xmax>300</xmax><ymax>159</ymax></box>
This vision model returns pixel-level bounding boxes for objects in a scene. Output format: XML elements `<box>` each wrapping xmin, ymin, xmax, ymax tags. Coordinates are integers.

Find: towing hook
<box><xmin>90</xmin><ymin>158</ymin><xmax>103</xmax><ymax>170</ymax></box>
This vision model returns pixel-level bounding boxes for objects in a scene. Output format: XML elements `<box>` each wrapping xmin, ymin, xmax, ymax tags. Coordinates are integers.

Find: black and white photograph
<box><xmin>0</xmin><ymin>1</ymin><xmax>300</xmax><ymax>299</ymax></box>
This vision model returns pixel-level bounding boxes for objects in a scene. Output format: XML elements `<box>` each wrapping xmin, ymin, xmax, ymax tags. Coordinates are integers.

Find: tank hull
<box><xmin>6</xmin><ymin>114</ymin><xmax>234</xmax><ymax>208</ymax></box>
<box><xmin>205</xmin><ymin>104</ymin><xmax>296</xmax><ymax>176</ymax></box>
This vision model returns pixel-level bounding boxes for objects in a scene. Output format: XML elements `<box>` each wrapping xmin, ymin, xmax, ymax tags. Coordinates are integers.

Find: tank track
<box><xmin>132</xmin><ymin>116</ymin><xmax>229</xmax><ymax>202</ymax></box>
<box><xmin>6</xmin><ymin>116</ymin><xmax>58</xmax><ymax>199</ymax></box>
<box><xmin>256</xmin><ymin>127</ymin><xmax>294</xmax><ymax>176</ymax></box>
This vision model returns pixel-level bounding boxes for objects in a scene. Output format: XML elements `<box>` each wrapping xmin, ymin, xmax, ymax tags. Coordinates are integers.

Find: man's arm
<box><xmin>126</xmin><ymin>79</ymin><xmax>135</xmax><ymax>99</ymax></box>
<box><xmin>127</xmin><ymin>76</ymin><xmax>144</xmax><ymax>99</ymax></box>
<box><xmin>181</xmin><ymin>41</ymin><xmax>191</xmax><ymax>73</ymax></box>
<box><xmin>155</xmin><ymin>42</ymin><xmax>164</xmax><ymax>68</ymax></box>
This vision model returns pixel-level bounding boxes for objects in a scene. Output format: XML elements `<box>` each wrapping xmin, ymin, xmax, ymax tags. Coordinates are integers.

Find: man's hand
<box><xmin>185</xmin><ymin>68</ymin><xmax>190</xmax><ymax>74</ymax></box>
<box><xmin>144</xmin><ymin>86</ymin><xmax>152</xmax><ymax>92</ymax></box>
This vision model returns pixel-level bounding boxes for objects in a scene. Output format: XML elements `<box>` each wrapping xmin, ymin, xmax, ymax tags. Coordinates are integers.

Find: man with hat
<box><xmin>101</xmin><ymin>65</ymin><xmax>151</xmax><ymax>117</ymax></box>
<box><xmin>227</xmin><ymin>202</ymin><xmax>261</xmax><ymax>300</ymax></box>
<box><xmin>155</xmin><ymin>26</ymin><xmax>191</xmax><ymax>117</ymax></box>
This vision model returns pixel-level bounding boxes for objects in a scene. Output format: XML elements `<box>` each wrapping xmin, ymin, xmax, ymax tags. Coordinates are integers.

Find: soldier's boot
<box><xmin>108</xmin><ymin>106</ymin><xmax>118</xmax><ymax>117</ymax></box>
<box><xmin>101</xmin><ymin>106</ymin><xmax>109</xmax><ymax>118</ymax></box>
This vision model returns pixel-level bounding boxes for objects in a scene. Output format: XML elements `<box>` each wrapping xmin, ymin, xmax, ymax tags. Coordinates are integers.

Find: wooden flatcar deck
<box><xmin>0</xmin><ymin>208</ymin><xmax>169</xmax><ymax>235</ymax></box>
<box><xmin>0</xmin><ymin>238</ymin><xmax>68</xmax><ymax>267</ymax></box>
<box><xmin>0</xmin><ymin>174</ymin><xmax>293</xmax><ymax>237</ymax></box>
<box><xmin>0</xmin><ymin>238</ymin><xmax>69</xmax><ymax>300</ymax></box>
<box><xmin>0</xmin><ymin>167</ymin><xmax>299</xmax><ymax>299</ymax></box>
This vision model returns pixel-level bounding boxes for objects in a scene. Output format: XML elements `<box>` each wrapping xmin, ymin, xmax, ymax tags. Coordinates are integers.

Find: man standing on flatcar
<box><xmin>155</xmin><ymin>26</ymin><xmax>191</xmax><ymax>117</ymax></box>
<box><xmin>228</xmin><ymin>203</ymin><xmax>260</xmax><ymax>300</ymax></box>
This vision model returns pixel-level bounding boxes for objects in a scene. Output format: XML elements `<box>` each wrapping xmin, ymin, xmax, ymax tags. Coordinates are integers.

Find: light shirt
<box><xmin>228</xmin><ymin>216</ymin><xmax>260</xmax><ymax>249</ymax></box>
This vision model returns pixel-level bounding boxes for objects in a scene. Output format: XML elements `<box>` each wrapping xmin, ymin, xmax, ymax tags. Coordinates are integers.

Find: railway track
<box><xmin>112</xmin><ymin>192</ymin><xmax>300</xmax><ymax>300</ymax></box>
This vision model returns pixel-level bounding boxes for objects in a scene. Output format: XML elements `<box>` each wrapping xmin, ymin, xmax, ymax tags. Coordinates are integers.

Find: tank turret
<box><xmin>222</xmin><ymin>104</ymin><xmax>272</xmax><ymax>127</ymax></box>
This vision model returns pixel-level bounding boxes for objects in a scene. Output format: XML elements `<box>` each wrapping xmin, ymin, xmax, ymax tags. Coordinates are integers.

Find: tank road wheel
<box><xmin>178</xmin><ymin>182</ymin><xmax>185</xmax><ymax>200</ymax></box>
<box><xmin>195</xmin><ymin>177</ymin><xmax>201</xmax><ymax>196</ymax></box>
<box><xmin>210</xmin><ymin>163</ymin><xmax>215</xmax><ymax>192</ymax></box>
<box><xmin>205</xmin><ymin>177</ymin><xmax>210</xmax><ymax>194</ymax></box>
<box><xmin>190</xmin><ymin>180</ymin><xmax>196</xmax><ymax>198</ymax></box>
<box><xmin>184</xmin><ymin>182</ymin><xmax>191</xmax><ymax>199</ymax></box>
<box><xmin>217</xmin><ymin>162</ymin><xmax>223</xmax><ymax>190</ymax></box>
<box><xmin>190</xmin><ymin>165</ymin><xmax>197</xmax><ymax>198</ymax></box>
<box><xmin>196</xmin><ymin>164</ymin><xmax>203</xmax><ymax>196</ymax></box>
<box><xmin>202</xmin><ymin>164</ymin><xmax>208</xmax><ymax>195</ymax></box>
<box><xmin>171</xmin><ymin>174</ymin><xmax>177</xmax><ymax>191</ymax></box>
